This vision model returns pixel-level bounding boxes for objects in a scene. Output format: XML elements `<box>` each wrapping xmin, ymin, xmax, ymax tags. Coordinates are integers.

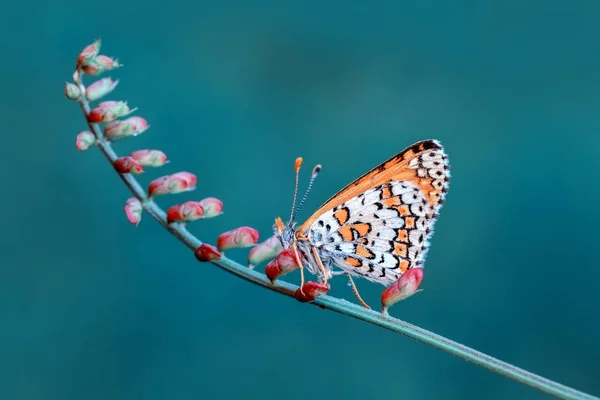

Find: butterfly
<box><xmin>274</xmin><ymin>139</ymin><xmax>450</xmax><ymax>312</ymax></box>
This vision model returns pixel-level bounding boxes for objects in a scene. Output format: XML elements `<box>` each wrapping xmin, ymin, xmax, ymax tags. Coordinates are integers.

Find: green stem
<box><xmin>73</xmin><ymin>70</ymin><xmax>598</xmax><ymax>400</ymax></box>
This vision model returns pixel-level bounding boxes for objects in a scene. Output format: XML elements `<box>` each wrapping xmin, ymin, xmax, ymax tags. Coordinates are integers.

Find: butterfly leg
<box><xmin>346</xmin><ymin>273</ymin><xmax>371</xmax><ymax>309</ymax></box>
<box><xmin>291</xmin><ymin>240</ymin><xmax>306</xmax><ymax>290</ymax></box>
<box><xmin>310</xmin><ymin>246</ymin><xmax>329</xmax><ymax>286</ymax></box>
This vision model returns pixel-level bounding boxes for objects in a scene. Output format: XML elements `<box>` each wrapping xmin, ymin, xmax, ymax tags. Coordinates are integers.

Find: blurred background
<box><xmin>1</xmin><ymin>1</ymin><xmax>599</xmax><ymax>399</ymax></box>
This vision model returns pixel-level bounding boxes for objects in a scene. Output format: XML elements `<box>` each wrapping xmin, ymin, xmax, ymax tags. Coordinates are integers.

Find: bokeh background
<box><xmin>2</xmin><ymin>1</ymin><xmax>600</xmax><ymax>399</ymax></box>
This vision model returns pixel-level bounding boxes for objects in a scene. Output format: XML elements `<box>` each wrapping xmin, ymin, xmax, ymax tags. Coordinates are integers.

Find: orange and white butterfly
<box><xmin>274</xmin><ymin>139</ymin><xmax>450</xmax><ymax>313</ymax></box>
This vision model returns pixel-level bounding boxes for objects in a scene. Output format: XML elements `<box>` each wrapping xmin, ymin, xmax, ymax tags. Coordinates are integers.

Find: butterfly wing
<box><xmin>299</xmin><ymin>140</ymin><xmax>449</xmax><ymax>286</ymax></box>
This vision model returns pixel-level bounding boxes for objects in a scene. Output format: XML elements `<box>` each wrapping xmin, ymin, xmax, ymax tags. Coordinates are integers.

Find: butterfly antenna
<box><xmin>291</xmin><ymin>164</ymin><xmax>321</xmax><ymax>222</ymax></box>
<box><xmin>289</xmin><ymin>157</ymin><xmax>303</xmax><ymax>222</ymax></box>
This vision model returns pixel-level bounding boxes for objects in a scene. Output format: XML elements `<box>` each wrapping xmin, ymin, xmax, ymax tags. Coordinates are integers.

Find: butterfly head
<box><xmin>273</xmin><ymin>157</ymin><xmax>321</xmax><ymax>249</ymax></box>
<box><xmin>273</xmin><ymin>216</ymin><xmax>296</xmax><ymax>249</ymax></box>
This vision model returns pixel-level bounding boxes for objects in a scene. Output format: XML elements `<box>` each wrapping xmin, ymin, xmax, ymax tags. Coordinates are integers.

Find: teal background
<box><xmin>2</xmin><ymin>1</ymin><xmax>600</xmax><ymax>399</ymax></box>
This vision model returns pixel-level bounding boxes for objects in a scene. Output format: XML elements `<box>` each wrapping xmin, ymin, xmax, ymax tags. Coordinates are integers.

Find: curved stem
<box><xmin>73</xmin><ymin>71</ymin><xmax>598</xmax><ymax>400</ymax></box>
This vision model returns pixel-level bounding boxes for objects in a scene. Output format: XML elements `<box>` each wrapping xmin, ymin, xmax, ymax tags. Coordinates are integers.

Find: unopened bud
<box><xmin>88</xmin><ymin>101</ymin><xmax>137</xmax><ymax>123</ymax></box>
<box><xmin>194</xmin><ymin>244</ymin><xmax>221</xmax><ymax>262</ymax></box>
<box><xmin>217</xmin><ymin>226</ymin><xmax>259</xmax><ymax>251</ymax></box>
<box><xmin>124</xmin><ymin>197</ymin><xmax>142</xmax><ymax>226</ymax></box>
<box><xmin>75</xmin><ymin>131</ymin><xmax>96</xmax><ymax>151</ymax></box>
<box><xmin>147</xmin><ymin>172</ymin><xmax>197</xmax><ymax>197</ymax></box>
<box><xmin>198</xmin><ymin>197</ymin><xmax>223</xmax><ymax>218</ymax></box>
<box><xmin>294</xmin><ymin>282</ymin><xmax>330</xmax><ymax>302</ymax></box>
<box><xmin>264</xmin><ymin>249</ymin><xmax>300</xmax><ymax>283</ymax></box>
<box><xmin>381</xmin><ymin>267</ymin><xmax>424</xmax><ymax>315</ymax></box>
<box><xmin>248</xmin><ymin>235</ymin><xmax>283</xmax><ymax>269</ymax></box>
<box><xmin>77</xmin><ymin>38</ymin><xmax>101</xmax><ymax>66</ymax></box>
<box><xmin>114</xmin><ymin>157</ymin><xmax>144</xmax><ymax>174</ymax></box>
<box><xmin>81</xmin><ymin>55</ymin><xmax>122</xmax><ymax>75</ymax></box>
<box><xmin>166</xmin><ymin>201</ymin><xmax>204</xmax><ymax>223</ymax></box>
<box><xmin>64</xmin><ymin>82</ymin><xmax>81</xmax><ymax>99</ymax></box>
<box><xmin>130</xmin><ymin>149</ymin><xmax>168</xmax><ymax>167</ymax></box>
<box><xmin>86</xmin><ymin>77</ymin><xmax>119</xmax><ymax>101</ymax></box>
<box><xmin>103</xmin><ymin>116</ymin><xmax>148</xmax><ymax>140</ymax></box>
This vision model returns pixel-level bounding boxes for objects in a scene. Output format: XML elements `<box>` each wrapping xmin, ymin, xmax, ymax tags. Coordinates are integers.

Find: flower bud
<box><xmin>86</xmin><ymin>77</ymin><xmax>119</xmax><ymax>101</ymax></box>
<box><xmin>194</xmin><ymin>244</ymin><xmax>221</xmax><ymax>262</ymax></box>
<box><xmin>264</xmin><ymin>248</ymin><xmax>300</xmax><ymax>283</ymax></box>
<box><xmin>294</xmin><ymin>282</ymin><xmax>330</xmax><ymax>302</ymax></box>
<box><xmin>248</xmin><ymin>235</ymin><xmax>283</xmax><ymax>269</ymax></box>
<box><xmin>198</xmin><ymin>197</ymin><xmax>223</xmax><ymax>218</ymax></box>
<box><xmin>124</xmin><ymin>197</ymin><xmax>142</xmax><ymax>226</ymax></box>
<box><xmin>94</xmin><ymin>55</ymin><xmax>121</xmax><ymax>69</ymax></box>
<box><xmin>147</xmin><ymin>172</ymin><xmax>197</xmax><ymax>197</ymax></box>
<box><xmin>77</xmin><ymin>38</ymin><xmax>101</xmax><ymax>66</ymax></box>
<box><xmin>381</xmin><ymin>267</ymin><xmax>424</xmax><ymax>315</ymax></box>
<box><xmin>81</xmin><ymin>63</ymin><xmax>100</xmax><ymax>76</ymax></box>
<box><xmin>88</xmin><ymin>101</ymin><xmax>137</xmax><ymax>123</ymax></box>
<box><xmin>64</xmin><ymin>82</ymin><xmax>81</xmax><ymax>99</ymax></box>
<box><xmin>103</xmin><ymin>116</ymin><xmax>149</xmax><ymax>140</ymax></box>
<box><xmin>130</xmin><ymin>149</ymin><xmax>168</xmax><ymax>167</ymax></box>
<box><xmin>217</xmin><ymin>226</ymin><xmax>259</xmax><ymax>251</ymax></box>
<box><xmin>81</xmin><ymin>55</ymin><xmax>121</xmax><ymax>75</ymax></box>
<box><xmin>166</xmin><ymin>201</ymin><xmax>204</xmax><ymax>223</ymax></box>
<box><xmin>75</xmin><ymin>131</ymin><xmax>96</xmax><ymax>151</ymax></box>
<box><xmin>114</xmin><ymin>157</ymin><xmax>144</xmax><ymax>174</ymax></box>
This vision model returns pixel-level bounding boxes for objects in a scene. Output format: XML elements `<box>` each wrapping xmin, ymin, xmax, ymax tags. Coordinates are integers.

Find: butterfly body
<box><xmin>274</xmin><ymin>139</ymin><xmax>449</xmax><ymax>310</ymax></box>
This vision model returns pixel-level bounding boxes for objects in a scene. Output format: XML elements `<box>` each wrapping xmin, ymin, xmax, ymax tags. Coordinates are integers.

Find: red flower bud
<box><xmin>264</xmin><ymin>248</ymin><xmax>300</xmax><ymax>282</ymax></box>
<box><xmin>81</xmin><ymin>55</ymin><xmax>121</xmax><ymax>75</ymax></box>
<box><xmin>77</xmin><ymin>38</ymin><xmax>101</xmax><ymax>66</ymax></box>
<box><xmin>130</xmin><ymin>149</ymin><xmax>168</xmax><ymax>167</ymax></box>
<box><xmin>64</xmin><ymin>82</ymin><xmax>81</xmax><ymax>99</ymax></box>
<box><xmin>294</xmin><ymin>282</ymin><xmax>330</xmax><ymax>302</ymax></box>
<box><xmin>381</xmin><ymin>267</ymin><xmax>424</xmax><ymax>315</ymax></box>
<box><xmin>124</xmin><ymin>197</ymin><xmax>142</xmax><ymax>226</ymax></box>
<box><xmin>194</xmin><ymin>244</ymin><xmax>221</xmax><ymax>262</ymax></box>
<box><xmin>88</xmin><ymin>101</ymin><xmax>137</xmax><ymax>123</ymax></box>
<box><xmin>217</xmin><ymin>226</ymin><xmax>259</xmax><ymax>251</ymax></box>
<box><xmin>113</xmin><ymin>157</ymin><xmax>144</xmax><ymax>174</ymax></box>
<box><xmin>86</xmin><ymin>77</ymin><xmax>119</xmax><ymax>101</ymax></box>
<box><xmin>166</xmin><ymin>201</ymin><xmax>204</xmax><ymax>223</ymax></box>
<box><xmin>248</xmin><ymin>235</ymin><xmax>283</xmax><ymax>269</ymax></box>
<box><xmin>95</xmin><ymin>55</ymin><xmax>121</xmax><ymax>69</ymax></box>
<box><xmin>198</xmin><ymin>197</ymin><xmax>223</xmax><ymax>218</ymax></box>
<box><xmin>103</xmin><ymin>116</ymin><xmax>149</xmax><ymax>139</ymax></box>
<box><xmin>75</xmin><ymin>131</ymin><xmax>96</xmax><ymax>151</ymax></box>
<box><xmin>147</xmin><ymin>172</ymin><xmax>197</xmax><ymax>197</ymax></box>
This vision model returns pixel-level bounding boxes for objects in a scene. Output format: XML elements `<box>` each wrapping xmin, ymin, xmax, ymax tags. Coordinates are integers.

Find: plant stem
<box><xmin>73</xmin><ymin>71</ymin><xmax>598</xmax><ymax>400</ymax></box>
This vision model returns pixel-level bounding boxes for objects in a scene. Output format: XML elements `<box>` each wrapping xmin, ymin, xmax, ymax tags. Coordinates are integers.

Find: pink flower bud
<box><xmin>248</xmin><ymin>235</ymin><xmax>283</xmax><ymax>269</ymax></box>
<box><xmin>103</xmin><ymin>116</ymin><xmax>149</xmax><ymax>140</ymax></box>
<box><xmin>86</xmin><ymin>77</ymin><xmax>119</xmax><ymax>101</ymax></box>
<box><xmin>294</xmin><ymin>282</ymin><xmax>330</xmax><ymax>303</ymax></box>
<box><xmin>194</xmin><ymin>244</ymin><xmax>221</xmax><ymax>262</ymax></box>
<box><xmin>264</xmin><ymin>248</ymin><xmax>300</xmax><ymax>283</ymax></box>
<box><xmin>217</xmin><ymin>226</ymin><xmax>259</xmax><ymax>251</ymax></box>
<box><xmin>130</xmin><ymin>150</ymin><xmax>168</xmax><ymax>167</ymax></box>
<box><xmin>64</xmin><ymin>82</ymin><xmax>81</xmax><ymax>99</ymax></box>
<box><xmin>113</xmin><ymin>157</ymin><xmax>144</xmax><ymax>174</ymax></box>
<box><xmin>381</xmin><ymin>267</ymin><xmax>424</xmax><ymax>315</ymax></box>
<box><xmin>95</xmin><ymin>55</ymin><xmax>121</xmax><ymax>69</ymax></box>
<box><xmin>124</xmin><ymin>197</ymin><xmax>142</xmax><ymax>226</ymax></box>
<box><xmin>88</xmin><ymin>101</ymin><xmax>137</xmax><ymax>123</ymax></box>
<box><xmin>77</xmin><ymin>38</ymin><xmax>101</xmax><ymax>66</ymax></box>
<box><xmin>147</xmin><ymin>172</ymin><xmax>197</xmax><ymax>197</ymax></box>
<box><xmin>198</xmin><ymin>197</ymin><xmax>223</xmax><ymax>218</ymax></box>
<box><xmin>166</xmin><ymin>201</ymin><xmax>204</xmax><ymax>223</ymax></box>
<box><xmin>75</xmin><ymin>131</ymin><xmax>96</xmax><ymax>151</ymax></box>
<box><xmin>81</xmin><ymin>55</ymin><xmax>121</xmax><ymax>75</ymax></box>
